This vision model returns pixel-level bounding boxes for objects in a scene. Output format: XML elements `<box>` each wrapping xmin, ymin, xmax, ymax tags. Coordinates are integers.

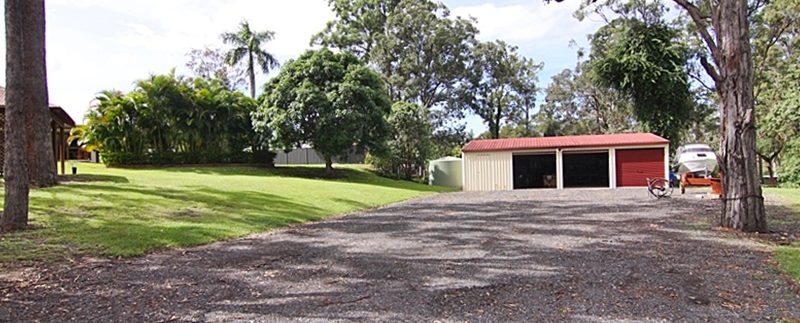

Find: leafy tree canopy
<box><xmin>314</xmin><ymin>0</ymin><xmax>477</xmax><ymax>128</ymax></box>
<box><xmin>369</xmin><ymin>101</ymin><xmax>432</xmax><ymax>180</ymax></box>
<box><xmin>456</xmin><ymin>40</ymin><xmax>542</xmax><ymax>139</ymax></box>
<box><xmin>257</xmin><ymin>48</ymin><xmax>391</xmax><ymax>174</ymax></box>
<box><xmin>589</xmin><ymin>18</ymin><xmax>693</xmax><ymax>145</ymax></box>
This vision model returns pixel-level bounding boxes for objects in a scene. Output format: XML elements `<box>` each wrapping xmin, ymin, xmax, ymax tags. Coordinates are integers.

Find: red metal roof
<box><xmin>462</xmin><ymin>133</ymin><xmax>669</xmax><ymax>153</ymax></box>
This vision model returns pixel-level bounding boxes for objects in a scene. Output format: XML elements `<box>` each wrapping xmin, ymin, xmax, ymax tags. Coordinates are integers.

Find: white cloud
<box><xmin>450</xmin><ymin>1</ymin><xmax>603</xmax><ymax>45</ymax></box>
<box><xmin>2</xmin><ymin>0</ymin><xmax>604</xmax><ymax>134</ymax></box>
<box><xmin>2</xmin><ymin>0</ymin><xmax>334</xmax><ymax>123</ymax></box>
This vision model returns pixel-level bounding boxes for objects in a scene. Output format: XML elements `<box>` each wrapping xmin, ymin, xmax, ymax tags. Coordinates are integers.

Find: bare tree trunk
<box><xmin>672</xmin><ymin>0</ymin><xmax>767</xmax><ymax>232</ymax></box>
<box><xmin>716</xmin><ymin>0</ymin><xmax>766</xmax><ymax>232</ymax></box>
<box><xmin>2</xmin><ymin>0</ymin><xmax>36</xmax><ymax>231</ymax></box>
<box><xmin>324</xmin><ymin>156</ymin><xmax>334</xmax><ymax>176</ymax></box>
<box><xmin>22</xmin><ymin>0</ymin><xmax>56</xmax><ymax>188</ymax></box>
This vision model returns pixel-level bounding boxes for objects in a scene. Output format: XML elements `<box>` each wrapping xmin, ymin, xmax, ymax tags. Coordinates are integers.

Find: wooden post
<box><xmin>59</xmin><ymin>127</ymin><xmax>65</xmax><ymax>175</ymax></box>
<box><xmin>51</xmin><ymin>121</ymin><xmax>57</xmax><ymax>164</ymax></box>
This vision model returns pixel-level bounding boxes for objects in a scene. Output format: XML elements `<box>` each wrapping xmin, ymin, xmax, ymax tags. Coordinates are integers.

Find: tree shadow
<box><xmin>153</xmin><ymin>164</ymin><xmax>449</xmax><ymax>192</ymax></box>
<box><xmin>57</xmin><ymin>174</ymin><xmax>130</xmax><ymax>183</ymax></box>
<box><xmin>4</xmin><ymin>189</ymin><xmax>799</xmax><ymax>321</ymax></box>
<box><xmin>22</xmin><ymin>183</ymin><xmax>326</xmax><ymax>258</ymax></box>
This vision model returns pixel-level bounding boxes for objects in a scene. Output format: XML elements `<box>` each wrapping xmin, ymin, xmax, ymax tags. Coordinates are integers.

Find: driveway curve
<box><xmin>2</xmin><ymin>189</ymin><xmax>799</xmax><ymax>322</ymax></box>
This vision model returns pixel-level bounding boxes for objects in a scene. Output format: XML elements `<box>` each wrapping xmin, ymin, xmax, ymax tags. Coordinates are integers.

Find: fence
<box><xmin>273</xmin><ymin>148</ymin><xmax>365</xmax><ymax>165</ymax></box>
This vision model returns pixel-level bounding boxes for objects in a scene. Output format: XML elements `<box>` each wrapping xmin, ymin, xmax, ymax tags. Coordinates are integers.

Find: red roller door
<box><xmin>616</xmin><ymin>148</ymin><xmax>664</xmax><ymax>187</ymax></box>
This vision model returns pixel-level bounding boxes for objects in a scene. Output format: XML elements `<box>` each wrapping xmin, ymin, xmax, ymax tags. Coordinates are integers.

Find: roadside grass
<box><xmin>765</xmin><ymin>187</ymin><xmax>800</xmax><ymax>281</ymax></box>
<box><xmin>0</xmin><ymin>163</ymin><xmax>453</xmax><ymax>263</ymax></box>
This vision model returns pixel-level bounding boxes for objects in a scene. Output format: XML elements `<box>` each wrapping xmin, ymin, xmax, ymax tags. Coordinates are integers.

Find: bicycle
<box><xmin>646</xmin><ymin>177</ymin><xmax>673</xmax><ymax>199</ymax></box>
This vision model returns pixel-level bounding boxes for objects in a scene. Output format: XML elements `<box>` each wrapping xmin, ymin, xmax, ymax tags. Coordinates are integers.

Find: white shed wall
<box><xmin>463</xmin><ymin>151</ymin><xmax>512</xmax><ymax>191</ymax></box>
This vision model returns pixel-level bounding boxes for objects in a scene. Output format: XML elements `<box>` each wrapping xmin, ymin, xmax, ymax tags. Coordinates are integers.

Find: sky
<box><xmin>0</xmin><ymin>0</ymin><xmax>605</xmax><ymax>134</ymax></box>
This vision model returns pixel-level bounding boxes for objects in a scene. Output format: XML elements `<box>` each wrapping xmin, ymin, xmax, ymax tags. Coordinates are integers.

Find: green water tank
<box><xmin>428</xmin><ymin>156</ymin><xmax>463</xmax><ymax>188</ymax></box>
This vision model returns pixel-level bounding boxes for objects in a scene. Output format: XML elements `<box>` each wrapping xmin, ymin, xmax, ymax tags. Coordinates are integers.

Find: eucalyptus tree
<box><xmin>257</xmin><ymin>49</ymin><xmax>391</xmax><ymax>175</ymax></box>
<box><xmin>510</xmin><ymin>57</ymin><xmax>542</xmax><ymax>137</ymax></box>
<box><xmin>3</xmin><ymin>0</ymin><xmax>49</xmax><ymax>230</ymax></box>
<box><xmin>222</xmin><ymin>21</ymin><xmax>279</xmax><ymax>98</ymax></box>
<box><xmin>314</xmin><ymin>0</ymin><xmax>477</xmax><ymax>156</ymax></box>
<box><xmin>456</xmin><ymin>41</ymin><xmax>542</xmax><ymax>139</ymax></box>
<box><xmin>569</xmin><ymin>0</ymin><xmax>771</xmax><ymax>231</ymax></box>
<box><xmin>13</xmin><ymin>0</ymin><xmax>58</xmax><ymax>189</ymax></box>
<box><xmin>186</xmin><ymin>47</ymin><xmax>248</xmax><ymax>91</ymax></box>
<box><xmin>753</xmin><ymin>0</ymin><xmax>800</xmax><ymax>182</ymax></box>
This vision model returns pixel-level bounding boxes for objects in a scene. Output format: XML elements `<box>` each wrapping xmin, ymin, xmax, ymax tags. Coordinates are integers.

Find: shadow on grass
<box><xmin>57</xmin><ymin>174</ymin><xmax>130</xmax><ymax>183</ymax></box>
<box><xmin>143</xmin><ymin>164</ymin><xmax>449</xmax><ymax>193</ymax></box>
<box><xmin>22</xmin><ymin>183</ymin><xmax>327</xmax><ymax>258</ymax></box>
<box><xmin>5</xmin><ymin>190</ymin><xmax>800</xmax><ymax>321</ymax></box>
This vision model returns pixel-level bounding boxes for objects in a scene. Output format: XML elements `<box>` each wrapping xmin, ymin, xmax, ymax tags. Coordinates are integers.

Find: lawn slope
<box><xmin>0</xmin><ymin>163</ymin><xmax>451</xmax><ymax>262</ymax></box>
<box><xmin>765</xmin><ymin>188</ymin><xmax>800</xmax><ymax>281</ymax></box>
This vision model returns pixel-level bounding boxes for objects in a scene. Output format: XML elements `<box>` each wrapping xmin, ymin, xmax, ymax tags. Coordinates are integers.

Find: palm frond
<box><xmin>225</xmin><ymin>47</ymin><xmax>248</xmax><ymax>66</ymax></box>
<box><xmin>254</xmin><ymin>30</ymin><xmax>276</xmax><ymax>43</ymax></box>
<box><xmin>256</xmin><ymin>51</ymin><xmax>280</xmax><ymax>73</ymax></box>
<box><xmin>221</xmin><ymin>32</ymin><xmax>245</xmax><ymax>46</ymax></box>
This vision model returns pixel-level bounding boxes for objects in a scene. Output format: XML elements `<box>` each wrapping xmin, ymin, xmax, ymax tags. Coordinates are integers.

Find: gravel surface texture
<box><xmin>2</xmin><ymin>188</ymin><xmax>799</xmax><ymax>322</ymax></box>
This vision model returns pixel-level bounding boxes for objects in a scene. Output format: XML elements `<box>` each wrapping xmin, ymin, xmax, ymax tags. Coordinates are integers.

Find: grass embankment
<box><xmin>765</xmin><ymin>188</ymin><xmax>800</xmax><ymax>281</ymax></box>
<box><xmin>0</xmin><ymin>163</ymin><xmax>451</xmax><ymax>263</ymax></box>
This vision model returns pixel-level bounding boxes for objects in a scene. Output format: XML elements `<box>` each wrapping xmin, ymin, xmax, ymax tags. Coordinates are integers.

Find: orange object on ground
<box><xmin>710</xmin><ymin>178</ymin><xmax>723</xmax><ymax>195</ymax></box>
<box><xmin>681</xmin><ymin>172</ymin><xmax>722</xmax><ymax>194</ymax></box>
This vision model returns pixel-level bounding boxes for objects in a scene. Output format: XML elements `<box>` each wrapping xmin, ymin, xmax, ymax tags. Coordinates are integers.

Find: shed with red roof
<box><xmin>461</xmin><ymin>133</ymin><xmax>669</xmax><ymax>191</ymax></box>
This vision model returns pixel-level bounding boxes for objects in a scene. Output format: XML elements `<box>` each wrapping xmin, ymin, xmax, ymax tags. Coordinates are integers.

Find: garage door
<box><xmin>563</xmin><ymin>151</ymin><xmax>609</xmax><ymax>188</ymax></box>
<box><xmin>616</xmin><ymin>148</ymin><xmax>664</xmax><ymax>187</ymax></box>
<box><xmin>513</xmin><ymin>154</ymin><xmax>556</xmax><ymax>189</ymax></box>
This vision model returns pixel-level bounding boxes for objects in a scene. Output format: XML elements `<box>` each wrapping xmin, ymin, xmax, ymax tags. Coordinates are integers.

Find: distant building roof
<box><xmin>462</xmin><ymin>133</ymin><xmax>669</xmax><ymax>153</ymax></box>
<box><xmin>0</xmin><ymin>86</ymin><xmax>75</xmax><ymax>127</ymax></box>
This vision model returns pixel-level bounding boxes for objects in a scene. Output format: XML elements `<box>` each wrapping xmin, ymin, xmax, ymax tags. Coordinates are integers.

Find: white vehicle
<box><xmin>673</xmin><ymin>144</ymin><xmax>718</xmax><ymax>175</ymax></box>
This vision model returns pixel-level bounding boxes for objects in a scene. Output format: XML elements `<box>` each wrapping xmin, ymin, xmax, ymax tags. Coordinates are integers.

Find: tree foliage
<box><xmin>539</xmin><ymin>63</ymin><xmax>637</xmax><ymax>137</ymax></box>
<box><xmin>314</xmin><ymin>0</ymin><xmax>477</xmax><ymax>157</ymax></box>
<box><xmin>76</xmin><ymin>72</ymin><xmax>265</xmax><ymax>165</ymax></box>
<box><xmin>457</xmin><ymin>41</ymin><xmax>542</xmax><ymax>139</ymax></box>
<box><xmin>368</xmin><ymin>101</ymin><xmax>432</xmax><ymax>180</ymax></box>
<box><xmin>589</xmin><ymin>18</ymin><xmax>692</xmax><ymax>145</ymax></box>
<box><xmin>257</xmin><ymin>49</ymin><xmax>391</xmax><ymax>174</ymax></box>
<box><xmin>574</xmin><ymin>0</ymin><xmax>768</xmax><ymax>232</ymax></box>
<box><xmin>186</xmin><ymin>47</ymin><xmax>248</xmax><ymax>91</ymax></box>
<box><xmin>752</xmin><ymin>0</ymin><xmax>800</xmax><ymax>182</ymax></box>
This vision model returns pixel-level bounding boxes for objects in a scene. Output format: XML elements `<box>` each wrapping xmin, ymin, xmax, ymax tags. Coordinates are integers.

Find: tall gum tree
<box><xmin>3</xmin><ymin>0</ymin><xmax>48</xmax><ymax>230</ymax></box>
<box><xmin>564</xmin><ymin>0</ymin><xmax>766</xmax><ymax>231</ymax></box>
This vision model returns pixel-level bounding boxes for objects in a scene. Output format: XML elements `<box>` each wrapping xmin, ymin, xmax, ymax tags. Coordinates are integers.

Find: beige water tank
<box><xmin>428</xmin><ymin>157</ymin><xmax>463</xmax><ymax>188</ymax></box>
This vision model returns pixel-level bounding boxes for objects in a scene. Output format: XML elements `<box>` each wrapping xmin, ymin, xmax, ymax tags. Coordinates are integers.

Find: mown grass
<box><xmin>0</xmin><ymin>163</ymin><xmax>452</xmax><ymax>263</ymax></box>
<box><xmin>765</xmin><ymin>187</ymin><xmax>800</xmax><ymax>281</ymax></box>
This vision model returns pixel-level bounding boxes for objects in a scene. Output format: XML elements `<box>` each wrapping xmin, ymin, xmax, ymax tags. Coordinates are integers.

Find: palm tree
<box><xmin>221</xmin><ymin>21</ymin><xmax>279</xmax><ymax>98</ymax></box>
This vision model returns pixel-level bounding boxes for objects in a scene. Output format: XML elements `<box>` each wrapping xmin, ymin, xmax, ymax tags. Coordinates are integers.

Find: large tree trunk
<box><xmin>2</xmin><ymin>0</ymin><xmax>38</xmax><ymax>231</ymax></box>
<box><xmin>22</xmin><ymin>0</ymin><xmax>56</xmax><ymax>188</ymax></box>
<box><xmin>716</xmin><ymin>0</ymin><xmax>766</xmax><ymax>232</ymax></box>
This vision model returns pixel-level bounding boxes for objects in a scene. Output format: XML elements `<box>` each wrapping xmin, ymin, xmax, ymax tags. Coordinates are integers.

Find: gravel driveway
<box><xmin>2</xmin><ymin>189</ymin><xmax>799</xmax><ymax>322</ymax></box>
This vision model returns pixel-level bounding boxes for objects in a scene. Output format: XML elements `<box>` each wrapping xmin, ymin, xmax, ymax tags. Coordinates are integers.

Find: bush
<box><xmin>101</xmin><ymin>151</ymin><xmax>276</xmax><ymax>167</ymax></box>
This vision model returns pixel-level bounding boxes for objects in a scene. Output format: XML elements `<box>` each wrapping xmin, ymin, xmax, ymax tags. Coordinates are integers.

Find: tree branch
<box><xmin>673</xmin><ymin>0</ymin><xmax>722</xmax><ymax>65</ymax></box>
<box><xmin>699</xmin><ymin>55</ymin><xmax>722</xmax><ymax>84</ymax></box>
<box><xmin>689</xmin><ymin>69</ymin><xmax>716</xmax><ymax>92</ymax></box>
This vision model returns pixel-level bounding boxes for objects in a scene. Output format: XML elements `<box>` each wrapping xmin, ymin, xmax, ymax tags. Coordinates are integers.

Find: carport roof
<box><xmin>462</xmin><ymin>133</ymin><xmax>669</xmax><ymax>153</ymax></box>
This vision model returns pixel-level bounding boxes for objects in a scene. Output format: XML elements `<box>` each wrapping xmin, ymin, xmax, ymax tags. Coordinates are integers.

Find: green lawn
<box><xmin>0</xmin><ymin>163</ymin><xmax>452</xmax><ymax>263</ymax></box>
<box><xmin>765</xmin><ymin>187</ymin><xmax>800</xmax><ymax>281</ymax></box>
